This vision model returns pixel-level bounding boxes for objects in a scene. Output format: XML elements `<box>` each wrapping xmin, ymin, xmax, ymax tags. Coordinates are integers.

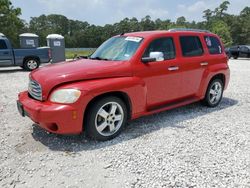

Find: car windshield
<box><xmin>90</xmin><ymin>36</ymin><xmax>143</xmax><ymax>61</ymax></box>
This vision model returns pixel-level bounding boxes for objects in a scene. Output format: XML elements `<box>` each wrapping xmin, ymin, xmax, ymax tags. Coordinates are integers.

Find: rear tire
<box><xmin>23</xmin><ymin>58</ymin><xmax>40</xmax><ymax>71</ymax></box>
<box><xmin>233</xmin><ymin>55</ymin><xmax>238</xmax><ymax>59</ymax></box>
<box><xmin>202</xmin><ymin>79</ymin><xmax>224</xmax><ymax>108</ymax></box>
<box><xmin>85</xmin><ymin>96</ymin><xmax>128</xmax><ymax>141</ymax></box>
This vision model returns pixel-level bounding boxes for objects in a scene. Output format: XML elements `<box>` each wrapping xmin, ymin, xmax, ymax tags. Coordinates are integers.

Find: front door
<box><xmin>135</xmin><ymin>37</ymin><xmax>182</xmax><ymax>109</ymax></box>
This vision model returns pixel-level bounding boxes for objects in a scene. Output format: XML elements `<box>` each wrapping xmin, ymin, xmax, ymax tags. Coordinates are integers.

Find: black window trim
<box><xmin>180</xmin><ymin>35</ymin><xmax>204</xmax><ymax>57</ymax></box>
<box><xmin>141</xmin><ymin>36</ymin><xmax>176</xmax><ymax>62</ymax></box>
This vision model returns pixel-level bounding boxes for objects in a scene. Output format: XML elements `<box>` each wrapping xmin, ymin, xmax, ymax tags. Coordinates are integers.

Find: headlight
<box><xmin>50</xmin><ymin>89</ymin><xmax>81</xmax><ymax>104</ymax></box>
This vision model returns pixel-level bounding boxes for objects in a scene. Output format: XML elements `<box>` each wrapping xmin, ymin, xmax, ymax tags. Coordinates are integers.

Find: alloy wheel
<box><xmin>95</xmin><ymin>102</ymin><xmax>124</xmax><ymax>137</ymax></box>
<box><xmin>209</xmin><ymin>81</ymin><xmax>223</xmax><ymax>104</ymax></box>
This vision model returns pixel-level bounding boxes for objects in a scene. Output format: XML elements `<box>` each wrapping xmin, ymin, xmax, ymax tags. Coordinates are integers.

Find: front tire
<box><xmin>23</xmin><ymin>58</ymin><xmax>40</xmax><ymax>71</ymax></box>
<box><xmin>85</xmin><ymin>96</ymin><xmax>128</xmax><ymax>141</ymax></box>
<box><xmin>202</xmin><ymin>79</ymin><xmax>224</xmax><ymax>108</ymax></box>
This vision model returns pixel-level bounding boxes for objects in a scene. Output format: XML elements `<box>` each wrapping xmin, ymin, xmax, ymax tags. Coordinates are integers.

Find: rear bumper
<box><xmin>17</xmin><ymin>91</ymin><xmax>84</xmax><ymax>134</ymax></box>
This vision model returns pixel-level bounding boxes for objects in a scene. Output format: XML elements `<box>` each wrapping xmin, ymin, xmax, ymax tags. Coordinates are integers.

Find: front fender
<box><xmin>55</xmin><ymin>76</ymin><xmax>147</xmax><ymax>119</ymax></box>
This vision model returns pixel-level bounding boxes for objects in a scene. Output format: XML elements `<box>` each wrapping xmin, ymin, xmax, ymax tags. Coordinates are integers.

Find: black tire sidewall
<box><xmin>204</xmin><ymin>79</ymin><xmax>224</xmax><ymax>107</ymax></box>
<box><xmin>23</xmin><ymin>58</ymin><xmax>40</xmax><ymax>71</ymax></box>
<box><xmin>85</xmin><ymin>96</ymin><xmax>128</xmax><ymax>141</ymax></box>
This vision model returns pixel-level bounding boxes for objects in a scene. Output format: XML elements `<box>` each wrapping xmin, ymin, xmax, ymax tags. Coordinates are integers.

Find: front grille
<box><xmin>28</xmin><ymin>79</ymin><xmax>42</xmax><ymax>101</ymax></box>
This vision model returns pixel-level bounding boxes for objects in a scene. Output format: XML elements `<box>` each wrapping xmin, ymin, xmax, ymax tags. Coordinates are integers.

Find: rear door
<box><xmin>178</xmin><ymin>35</ymin><xmax>207</xmax><ymax>98</ymax></box>
<box><xmin>0</xmin><ymin>39</ymin><xmax>13</xmax><ymax>66</ymax></box>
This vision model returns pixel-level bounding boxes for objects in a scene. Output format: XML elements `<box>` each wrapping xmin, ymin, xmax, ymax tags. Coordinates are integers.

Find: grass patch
<box><xmin>65</xmin><ymin>50</ymin><xmax>95</xmax><ymax>59</ymax></box>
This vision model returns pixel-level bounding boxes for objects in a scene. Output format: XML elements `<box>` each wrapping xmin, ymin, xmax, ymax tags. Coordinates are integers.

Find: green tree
<box><xmin>140</xmin><ymin>16</ymin><xmax>156</xmax><ymax>31</ymax></box>
<box><xmin>176</xmin><ymin>16</ymin><xmax>187</xmax><ymax>27</ymax></box>
<box><xmin>210</xmin><ymin>20</ymin><xmax>232</xmax><ymax>46</ymax></box>
<box><xmin>29</xmin><ymin>14</ymin><xmax>71</xmax><ymax>46</ymax></box>
<box><xmin>203</xmin><ymin>9</ymin><xmax>213</xmax><ymax>22</ymax></box>
<box><xmin>238</xmin><ymin>7</ymin><xmax>250</xmax><ymax>44</ymax></box>
<box><xmin>214</xmin><ymin>1</ymin><xmax>230</xmax><ymax>18</ymax></box>
<box><xmin>0</xmin><ymin>0</ymin><xmax>24</xmax><ymax>47</ymax></box>
<box><xmin>20</xmin><ymin>0</ymin><xmax>249</xmax><ymax>48</ymax></box>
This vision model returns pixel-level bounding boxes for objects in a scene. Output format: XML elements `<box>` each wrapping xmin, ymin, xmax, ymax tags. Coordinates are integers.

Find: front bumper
<box><xmin>17</xmin><ymin>91</ymin><xmax>84</xmax><ymax>134</ymax></box>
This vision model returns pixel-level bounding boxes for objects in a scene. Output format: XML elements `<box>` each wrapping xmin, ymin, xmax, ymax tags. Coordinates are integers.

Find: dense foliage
<box><xmin>0</xmin><ymin>0</ymin><xmax>24</xmax><ymax>46</ymax></box>
<box><xmin>1</xmin><ymin>0</ymin><xmax>250</xmax><ymax>48</ymax></box>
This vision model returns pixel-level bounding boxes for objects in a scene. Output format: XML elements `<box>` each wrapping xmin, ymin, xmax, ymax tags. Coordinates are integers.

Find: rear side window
<box><xmin>180</xmin><ymin>36</ymin><xmax>204</xmax><ymax>57</ymax></box>
<box><xmin>143</xmin><ymin>37</ymin><xmax>175</xmax><ymax>60</ymax></box>
<box><xmin>204</xmin><ymin>36</ymin><xmax>222</xmax><ymax>54</ymax></box>
<box><xmin>0</xmin><ymin>40</ymin><xmax>7</xmax><ymax>49</ymax></box>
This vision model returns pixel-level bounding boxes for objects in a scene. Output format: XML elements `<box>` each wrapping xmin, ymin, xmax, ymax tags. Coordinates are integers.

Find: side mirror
<box><xmin>141</xmin><ymin>52</ymin><xmax>164</xmax><ymax>63</ymax></box>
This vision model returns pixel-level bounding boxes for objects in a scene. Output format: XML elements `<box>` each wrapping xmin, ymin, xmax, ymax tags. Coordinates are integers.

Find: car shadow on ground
<box><xmin>31</xmin><ymin>97</ymin><xmax>238</xmax><ymax>152</ymax></box>
<box><xmin>230</xmin><ymin>58</ymin><xmax>250</xmax><ymax>61</ymax></box>
<box><xmin>0</xmin><ymin>68</ymin><xmax>26</xmax><ymax>73</ymax></box>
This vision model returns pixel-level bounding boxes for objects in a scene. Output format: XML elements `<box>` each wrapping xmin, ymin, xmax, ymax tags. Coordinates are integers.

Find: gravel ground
<box><xmin>0</xmin><ymin>59</ymin><xmax>250</xmax><ymax>188</ymax></box>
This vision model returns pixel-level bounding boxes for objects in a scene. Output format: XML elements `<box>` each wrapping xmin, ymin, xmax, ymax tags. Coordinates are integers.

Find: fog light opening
<box><xmin>47</xmin><ymin>123</ymin><xmax>58</xmax><ymax>132</ymax></box>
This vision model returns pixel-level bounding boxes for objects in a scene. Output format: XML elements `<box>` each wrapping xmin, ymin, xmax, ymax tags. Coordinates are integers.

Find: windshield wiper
<box><xmin>89</xmin><ymin>57</ymin><xmax>109</xmax><ymax>61</ymax></box>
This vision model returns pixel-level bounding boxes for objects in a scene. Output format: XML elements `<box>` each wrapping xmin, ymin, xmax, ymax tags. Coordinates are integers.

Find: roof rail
<box><xmin>168</xmin><ymin>28</ymin><xmax>211</xmax><ymax>33</ymax></box>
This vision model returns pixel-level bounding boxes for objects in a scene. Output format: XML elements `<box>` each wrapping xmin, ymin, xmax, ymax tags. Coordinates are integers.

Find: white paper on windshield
<box><xmin>125</xmin><ymin>36</ymin><xmax>142</xmax><ymax>42</ymax></box>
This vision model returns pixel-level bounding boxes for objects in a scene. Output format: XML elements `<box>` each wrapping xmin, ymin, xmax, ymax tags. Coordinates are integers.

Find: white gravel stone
<box><xmin>0</xmin><ymin>59</ymin><xmax>250</xmax><ymax>187</ymax></box>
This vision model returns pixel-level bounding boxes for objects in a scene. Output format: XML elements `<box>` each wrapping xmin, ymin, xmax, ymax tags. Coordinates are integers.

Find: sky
<box><xmin>11</xmin><ymin>0</ymin><xmax>250</xmax><ymax>25</ymax></box>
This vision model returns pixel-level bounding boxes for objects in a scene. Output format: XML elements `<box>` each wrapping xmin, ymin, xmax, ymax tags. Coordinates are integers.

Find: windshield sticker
<box><xmin>125</xmin><ymin>36</ymin><xmax>142</xmax><ymax>42</ymax></box>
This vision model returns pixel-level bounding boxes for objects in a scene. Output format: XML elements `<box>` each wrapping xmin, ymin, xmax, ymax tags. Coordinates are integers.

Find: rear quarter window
<box><xmin>180</xmin><ymin>36</ymin><xmax>204</xmax><ymax>57</ymax></box>
<box><xmin>204</xmin><ymin>36</ymin><xmax>223</xmax><ymax>54</ymax></box>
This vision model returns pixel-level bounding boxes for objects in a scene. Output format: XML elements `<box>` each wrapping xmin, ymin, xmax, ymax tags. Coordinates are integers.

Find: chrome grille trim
<box><xmin>28</xmin><ymin>79</ymin><xmax>42</xmax><ymax>101</ymax></box>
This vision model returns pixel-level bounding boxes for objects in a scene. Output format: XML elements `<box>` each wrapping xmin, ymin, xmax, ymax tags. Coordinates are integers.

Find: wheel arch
<box><xmin>200</xmin><ymin>72</ymin><xmax>227</xmax><ymax>99</ymax></box>
<box><xmin>23</xmin><ymin>56</ymin><xmax>40</xmax><ymax>65</ymax></box>
<box><xmin>83</xmin><ymin>91</ymin><xmax>132</xmax><ymax>126</ymax></box>
<box><xmin>209</xmin><ymin>73</ymin><xmax>226</xmax><ymax>87</ymax></box>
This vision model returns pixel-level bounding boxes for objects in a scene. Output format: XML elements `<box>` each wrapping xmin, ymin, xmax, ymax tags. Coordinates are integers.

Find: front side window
<box><xmin>205</xmin><ymin>36</ymin><xmax>223</xmax><ymax>54</ymax></box>
<box><xmin>143</xmin><ymin>37</ymin><xmax>175</xmax><ymax>60</ymax></box>
<box><xmin>180</xmin><ymin>36</ymin><xmax>204</xmax><ymax>57</ymax></box>
<box><xmin>90</xmin><ymin>36</ymin><xmax>143</xmax><ymax>61</ymax></box>
<box><xmin>0</xmin><ymin>40</ymin><xmax>7</xmax><ymax>49</ymax></box>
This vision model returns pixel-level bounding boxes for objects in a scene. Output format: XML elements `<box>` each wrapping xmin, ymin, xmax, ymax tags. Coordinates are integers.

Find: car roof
<box><xmin>124</xmin><ymin>29</ymin><xmax>216</xmax><ymax>39</ymax></box>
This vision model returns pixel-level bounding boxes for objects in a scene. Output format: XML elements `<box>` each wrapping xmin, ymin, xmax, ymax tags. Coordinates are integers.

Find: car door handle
<box><xmin>3</xmin><ymin>52</ymin><xmax>9</xmax><ymax>55</ymax></box>
<box><xmin>200</xmin><ymin>62</ymin><xmax>209</xmax><ymax>66</ymax></box>
<box><xmin>168</xmin><ymin>66</ymin><xmax>179</xmax><ymax>71</ymax></box>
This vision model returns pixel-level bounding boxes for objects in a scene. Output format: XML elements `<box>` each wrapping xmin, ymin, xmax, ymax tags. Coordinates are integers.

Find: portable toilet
<box><xmin>46</xmin><ymin>34</ymin><xmax>65</xmax><ymax>63</ymax></box>
<box><xmin>19</xmin><ymin>33</ymin><xmax>39</xmax><ymax>48</ymax></box>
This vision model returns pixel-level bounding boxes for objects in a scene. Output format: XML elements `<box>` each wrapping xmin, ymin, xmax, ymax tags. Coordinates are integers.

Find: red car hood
<box><xmin>30</xmin><ymin>59</ymin><xmax>132</xmax><ymax>99</ymax></box>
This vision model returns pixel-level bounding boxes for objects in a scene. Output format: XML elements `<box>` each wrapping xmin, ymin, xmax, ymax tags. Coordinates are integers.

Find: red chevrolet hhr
<box><xmin>17</xmin><ymin>29</ymin><xmax>230</xmax><ymax>141</ymax></box>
